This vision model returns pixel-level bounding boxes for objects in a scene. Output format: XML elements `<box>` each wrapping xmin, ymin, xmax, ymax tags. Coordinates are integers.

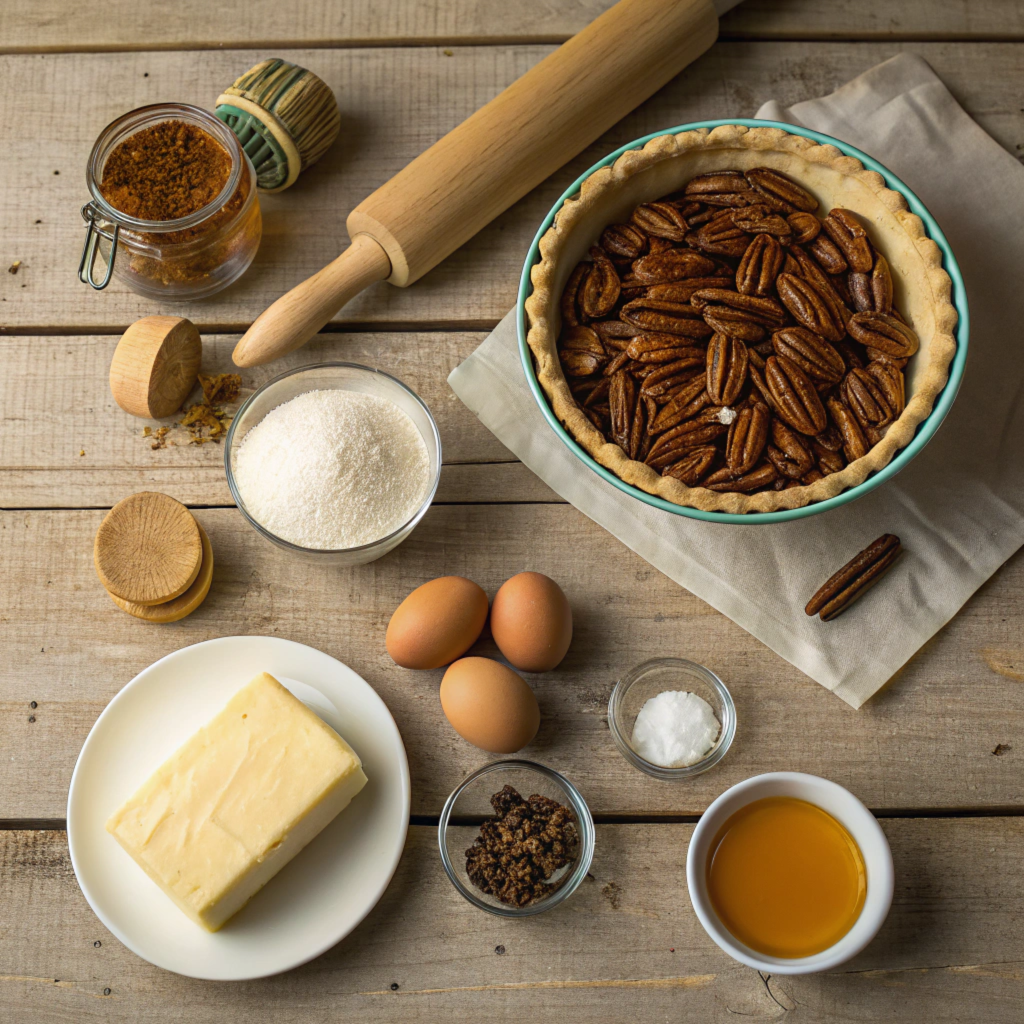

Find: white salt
<box><xmin>630</xmin><ymin>690</ymin><xmax>721</xmax><ymax>768</ymax></box>
<box><xmin>233</xmin><ymin>389</ymin><xmax>431</xmax><ymax>549</ymax></box>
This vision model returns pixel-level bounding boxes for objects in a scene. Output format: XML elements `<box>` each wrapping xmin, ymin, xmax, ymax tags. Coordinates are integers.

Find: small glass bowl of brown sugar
<box><xmin>438</xmin><ymin>760</ymin><xmax>595</xmax><ymax>917</ymax></box>
<box><xmin>79</xmin><ymin>102</ymin><xmax>261</xmax><ymax>300</ymax></box>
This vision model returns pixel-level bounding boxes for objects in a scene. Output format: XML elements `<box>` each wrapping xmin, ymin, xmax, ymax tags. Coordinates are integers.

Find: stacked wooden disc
<box><xmin>94</xmin><ymin>492</ymin><xmax>214</xmax><ymax>623</ymax></box>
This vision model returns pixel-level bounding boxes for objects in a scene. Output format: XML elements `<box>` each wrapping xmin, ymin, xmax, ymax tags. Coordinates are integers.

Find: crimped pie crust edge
<box><xmin>524</xmin><ymin>124</ymin><xmax>959</xmax><ymax>514</ymax></box>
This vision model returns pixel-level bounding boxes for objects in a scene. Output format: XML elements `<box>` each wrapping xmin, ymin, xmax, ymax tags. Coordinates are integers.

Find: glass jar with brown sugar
<box><xmin>79</xmin><ymin>103</ymin><xmax>262</xmax><ymax>300</ymax></box>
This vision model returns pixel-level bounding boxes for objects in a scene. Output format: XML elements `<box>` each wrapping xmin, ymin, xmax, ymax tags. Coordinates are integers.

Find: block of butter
<box><xmin>106</xmin><ymin>672</ymin><xmax>368</xmax><ymax>931</ymax></box>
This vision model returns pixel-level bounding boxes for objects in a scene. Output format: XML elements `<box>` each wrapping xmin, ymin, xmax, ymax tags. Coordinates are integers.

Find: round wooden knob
<box><xmin>109</xmin><ymin>524</ymin><xmax>214</xmax><ymax>622</ymax></box>
<box><xmin>110</xmin><ymin>316</ymin><xmax>202</xmax><ymax>419</ymax></box>
<box><xmin>94</xmin><ymin>492</ymin><xmax>202</xmax><ymax>606</ymax></box>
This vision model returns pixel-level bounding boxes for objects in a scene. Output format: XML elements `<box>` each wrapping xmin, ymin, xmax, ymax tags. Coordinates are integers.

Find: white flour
<box><xmin>234</xmin><ymin>388</ymin><xmax>431</xmax><ymax>549</ymax></box>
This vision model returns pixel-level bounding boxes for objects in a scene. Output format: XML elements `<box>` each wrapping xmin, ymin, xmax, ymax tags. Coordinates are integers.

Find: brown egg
<box><xmin>386</xmin><ymin>576</ymin><xmax>488</xmax><ymax>669</ymax></box>
<box><xmin>440</xmin><ymin>657</ymin><xmax>540</xmax><ymax>753</ymax></box>
<box><xmin>490</xmin><ymin>572</ymin><xmax>573</xmax><ymax>672</ymax></box>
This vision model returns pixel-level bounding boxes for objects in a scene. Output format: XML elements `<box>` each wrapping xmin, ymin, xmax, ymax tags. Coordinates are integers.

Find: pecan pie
<box><xmin>525</xmin><ymin>125</ymin><xmax>958</xmax><ymax>514</ymax></box>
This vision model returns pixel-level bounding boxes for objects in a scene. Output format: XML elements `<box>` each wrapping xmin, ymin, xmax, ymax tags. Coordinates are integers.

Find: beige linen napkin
<box><xmin>448</xmin><ymin>54</ymin><xmax>1024</xmax><ymax>708</ymax></box>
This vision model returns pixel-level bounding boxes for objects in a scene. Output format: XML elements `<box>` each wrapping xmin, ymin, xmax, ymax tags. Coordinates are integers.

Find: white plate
<box><xmin>67</xmin><ymin>636</ymin><xmax>410</xmax><ymax>980</ymax></box>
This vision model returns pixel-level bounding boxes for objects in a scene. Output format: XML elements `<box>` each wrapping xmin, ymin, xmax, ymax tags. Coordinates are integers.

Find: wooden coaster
<box><xmin>95</xmin><ymin>492</ymin><xmax>202</xmax><ymax>606</ymax></box>
<box><xmin>109</xmin><ymin>316</ymin><xmax>202</xmax><ymax>419</ymax></box>
<box><xmin>109</xmin><ymin>525</ymin><xmax>214</xmax><ymax>623</ymax></box>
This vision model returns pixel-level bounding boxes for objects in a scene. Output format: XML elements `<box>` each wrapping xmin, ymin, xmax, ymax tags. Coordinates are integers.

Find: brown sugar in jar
<box><xmin>81</xmin><ymin>104</ymin><xmax>261</xmax><ymax>300</ymax></box>
<box><xmin>100</xmin><ymin>120</ymin><xmax>233</xmax><ymax>221</ymax></box>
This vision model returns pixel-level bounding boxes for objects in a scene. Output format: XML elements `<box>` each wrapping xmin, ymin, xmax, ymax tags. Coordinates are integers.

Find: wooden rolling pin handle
<box><xmin>231</xmin><ymin>233</ymin><xmax>391</xmax><ymax>368</ymax></box>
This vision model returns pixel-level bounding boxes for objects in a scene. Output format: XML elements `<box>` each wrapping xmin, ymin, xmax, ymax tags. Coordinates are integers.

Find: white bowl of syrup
<box><xmin>686</xmin><ymin>772</ymin><xmax>894</xmax><ymax>974</ymax></box>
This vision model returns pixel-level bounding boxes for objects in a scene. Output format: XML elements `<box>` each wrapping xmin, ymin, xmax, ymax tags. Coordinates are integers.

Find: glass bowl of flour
<box><xmin>225</xmin><ymin>362</ymin><xmax>441</xmax><ymax>565</ymax></box>
<box><xmin>608</xmin><ymin>658</ymin><xmax>736</xmax><ymax>780</ymax></box>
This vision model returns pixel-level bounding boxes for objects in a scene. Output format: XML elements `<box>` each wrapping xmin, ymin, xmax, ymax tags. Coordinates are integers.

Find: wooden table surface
<box><xmin>2</xmin><ymin>2</ymin><xmax>1023</xmax><ymax>1020</ymax></box>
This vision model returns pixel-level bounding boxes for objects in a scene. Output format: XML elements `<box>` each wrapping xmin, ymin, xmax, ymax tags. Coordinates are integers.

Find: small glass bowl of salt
<box><xmin>608</xmin><ymin>659</ymin><xmax>736</xmax><ymax>780</ymax></box>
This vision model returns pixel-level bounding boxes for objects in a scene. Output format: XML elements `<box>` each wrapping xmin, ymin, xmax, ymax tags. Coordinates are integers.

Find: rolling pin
<box><xmin>232</xmin><ymin>0</ymin><xmax>742</xmax><ymax>368</ymax></box>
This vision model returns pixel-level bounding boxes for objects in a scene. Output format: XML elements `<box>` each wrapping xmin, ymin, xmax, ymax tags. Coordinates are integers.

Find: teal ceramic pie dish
<box><xmin>516</xmin><ymin>119</ymin><xmax>969</xmax><ymax>524</ymax></box>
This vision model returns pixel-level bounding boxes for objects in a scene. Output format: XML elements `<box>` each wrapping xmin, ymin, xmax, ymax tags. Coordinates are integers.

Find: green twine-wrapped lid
<box><xmin>215</xmin><ymin>59</ymin><xmax>341</xmax><ymax>193</ymax></box>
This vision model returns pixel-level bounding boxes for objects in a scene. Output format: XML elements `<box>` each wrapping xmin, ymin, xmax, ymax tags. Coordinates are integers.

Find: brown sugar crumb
<box><xmin>198</xmin><ymin>372</ymin><xmax>241</xmax><ymax>405</ymax></box>
<box><xmin>100</xmin><ymin>120</ymin><xmax>232</xmax><ymax>221</ymax></box>
<box><xmin>149</xmin><ymin>425</ymin><xmax>171</xmax><ymax>450</ymax></box>
<box><xmin>465</xmin><ymin>785</ymin><xmax>578</xmax><ymax>907</ymax></box>
<box><xmin>143</xmin><ymin>374</ymin><xmax>242</xmax><ymax>449</ymax></box>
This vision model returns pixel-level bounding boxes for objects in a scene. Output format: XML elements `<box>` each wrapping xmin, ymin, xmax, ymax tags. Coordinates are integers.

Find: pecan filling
<box><xmin>557</xmin><ymin>167</ymin><xmax>917</xmax><ymax>497</ymax></box>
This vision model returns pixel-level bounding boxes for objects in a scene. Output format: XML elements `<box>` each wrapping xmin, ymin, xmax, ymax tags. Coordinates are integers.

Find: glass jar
<box><xmin>79</xmin><ymin>103</ymin><xmax>262</xmax><ymax>301</ymax></box>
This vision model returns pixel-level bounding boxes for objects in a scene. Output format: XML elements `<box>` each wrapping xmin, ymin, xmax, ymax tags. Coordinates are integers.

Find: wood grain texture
<box><xmin>0</xmin><ymin>332</ymin><xmax>567</xmax><ymax>507</ymax></box>
<box><xmin>2</xmin><ymin>507</ymin><xmax>1022</xmax><ymax>820</ymax></box>
<box><xmin>1</xmin><ymin>820</ymin><xmax>1022</xmax><ymax>1020</ymax></box>
<box><xmin>3</xmin><ymin>42</ymin><xmax>1023</xmax><ymax>332</ymax></box>
<box><xmin>2</xmin><ymin>0</ymin><xmax>1023</xmax><ymax>53</ymax></box>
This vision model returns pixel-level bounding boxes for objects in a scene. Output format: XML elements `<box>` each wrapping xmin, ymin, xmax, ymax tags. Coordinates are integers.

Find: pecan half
<box><xmin>870</xmin><ymin>253</ymin><xmax>894</xmax><ymax>313</ymax></box>
<box><xmin>592</xmin><ymin>319</ymin><xmax>642</xmax><ymax>343</ymax></box>
<box><xmin>731</xmin><ymin>204</ymin><xmax>793</xmax><ymax>242</ymax></box>
<box><xmin>627</xmin><ymin>390</ymin><xmax>649</xmax><ymax>460</ymax></box>
<box><xmin>609</xmin><ymin>370</ymin><xmax>637</xmax><ymax>450</ymax></box>
<box><xmin>631</xmin><ymin>249</ymin><xmax>718</xmax><ymax>284</ymax></box>
<box><xmin>560</xmin><ymin>262</ymin><xmax>588</xmax><ymax>327</ymax></box>
<box><xmin>772</xmin><ymin>326</ymin><xmax>845</xmax><ymax>386</ymax></box>
<box><xmin>705</xmin><ymin>461</ymin><xmax>779</xmax><ymax>492</ymax></box>
<box><xmin>580</xmin><ymin>377</ymin><xmax>610</xmax><ymax>407</ymax></box>
<box><xmin>645</xmin><ymin>277</ymin><xmax>734</xmax><ymax>303</ymax></box>
<box><xmin>768</xmin><ymin>418</ymin><xmax>814</xmax><ymax>478</ymax></box>
<box><xmin>703</xmin><ymin>306</ymin><xmax>766</xmax><ymax>343</ymax></box>
<box><xmin>765</xmin><ymin>354</ymin><xmax>827</xmax><ymax>435</ymax></box>
<box><xmin>776</xmin><ymin>272</ymin><xmax>844</xmax><ymax>343</ymax></box>
<box><xmin>813</xmin><ymin>441</ymin><xmax>846</xmax><ymax>476</ymax></box>
<box><xmin>662</xmin><ymin>445</ymin><xmax>718</xmax><ymax>484</ymax></box>
<box><xmin>560</xmin><ymin>350</ymin><xmax>603</xmax><ymax>376</ymax></box>
<box><xmin>560</xmin><ymin>325</ymin><xmax>605</xmax><ymax>355</ymax></box>
<box><xmin>822</xmin><ymin>208</ymin><xmax>873</xmax><ymax>273</ymax></box>
<box><xmin>646</xmin><ymin>410</ymin><xmax>729</xmax><ymax>468</ymax></box>
<box><xmin>736</xmin><ymin>234</ymin><xmax>784</xmax><ymax>297</ymax></box>
<box><xmin>787</xmin><ymin>211</ymin><xmax>820</xmax><ymax>244</ymax></box>
<box><xmin>684</xmin><ymin>171</ymin><xmax>756</xmax><ymax>206</ymax></box>
<box><xmin>725</xmin><ymin>401</ymin><xmax>770</xmax><ymax>473</ymax></box>
<box><xmin>690</xmin><ymin>288</ymin><xmax>787</xmax><ymax>326</ymax></box>
<box><xmin>745</xmin><ymin>167</ymin><xmax>819</xmax><ymax>212</ymax></box>
<box><xmin>581</xmin><ymin>248</ymin><xmax>621</xmax><ymax>318</ymax></box>
<box><xmin>847</xmin><ymin>311</ymin><xmax>919</xmax><ymax>358</ymax></box>
<box><xmin>650</xmin><ymin>375</ymin><xmax>710</xmax><ymax>434</ymax></box>
<box><xmin>841</xmin><ymin>366</ymin><xmax>894</xmax><ymax>429</ymax></box>
<box><xmin>626</xmin><ymin>333</ymin><xmax>704</xmax><ymax>364</ymax></box>
<box><xmin>621</xmin><ymin>299</ymin><xmax>715</xmax><ymax>339</ymax></box>
<box><xmin>868</xmin><ymin>360</ymin><xmax>905</xmax><ymax>416</ymax></box>
<box><xmin>826</xmin><ymin>395</ymin><xmax>869</xmax><ymax>461</ymax></box>
<box><xmin>601</xmin><ymin>350</ymin><xmax>632</xmax><ymax>377</ymax></box>
<box><xmin>600</xmin><ymin>223</ymin><xmax>647</xmax><ymax>260</ymax></box>
<box><xmin>631</xmin><ymin>202</ymin><xmax>689</xmax><ymax>241</ymax></box>
<box><xmin>639</xmin><ymin>356</ymin><xmax>705</xmax><ymax>398</ymax></box>
<box><xmin>808</xmin><ymin>234</ymin><xmax>848</xmax><ymax>275</ymax></box>
<box><xmin>695</xmin><ymin>210</ymin><xmax>753</xmax><ymax>257</ymax></box>
<box><xmin>706</xmin><ymin>333</ymin><xmax>749</xmax><ymax>406</ymax></box>
<box><xmin>805</xmin><ymin>534</ymin><xmax>902</xmax><ymax>620</ymax></box>
<box><xmin>848</xmin><ymin>271</ymin><xmax>872</xmax><ymax>312</ymax></box>
<box><xmin>786</xmin><ymin>247</ymin><xmax>852</xmax><ymax>329</ymax></box>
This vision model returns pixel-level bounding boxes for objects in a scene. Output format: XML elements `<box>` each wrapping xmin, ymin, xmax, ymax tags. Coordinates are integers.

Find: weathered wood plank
<box><xmin>2</xmin><ymin>0</ymin><xmax>1023</xmax><ymax>54</ymax></box>
<box><xmin>2</xmin><ymin>42</ymin><xmax>1022</xmax><ymax>331</ymax></box>
<box><xmin>2</xmin><ymin>506</ymin><xmax>1022</xmax><ymax>820</ymax></box>
<box><xmin>0</xmin><ymin>333</ymin><xmax>562</xmax><ymax>506</ymax></box>
<box><xmin>1</xmin><ymin>820</ymin><xmax>1021</xmax><ymax>1021</ymax></box>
